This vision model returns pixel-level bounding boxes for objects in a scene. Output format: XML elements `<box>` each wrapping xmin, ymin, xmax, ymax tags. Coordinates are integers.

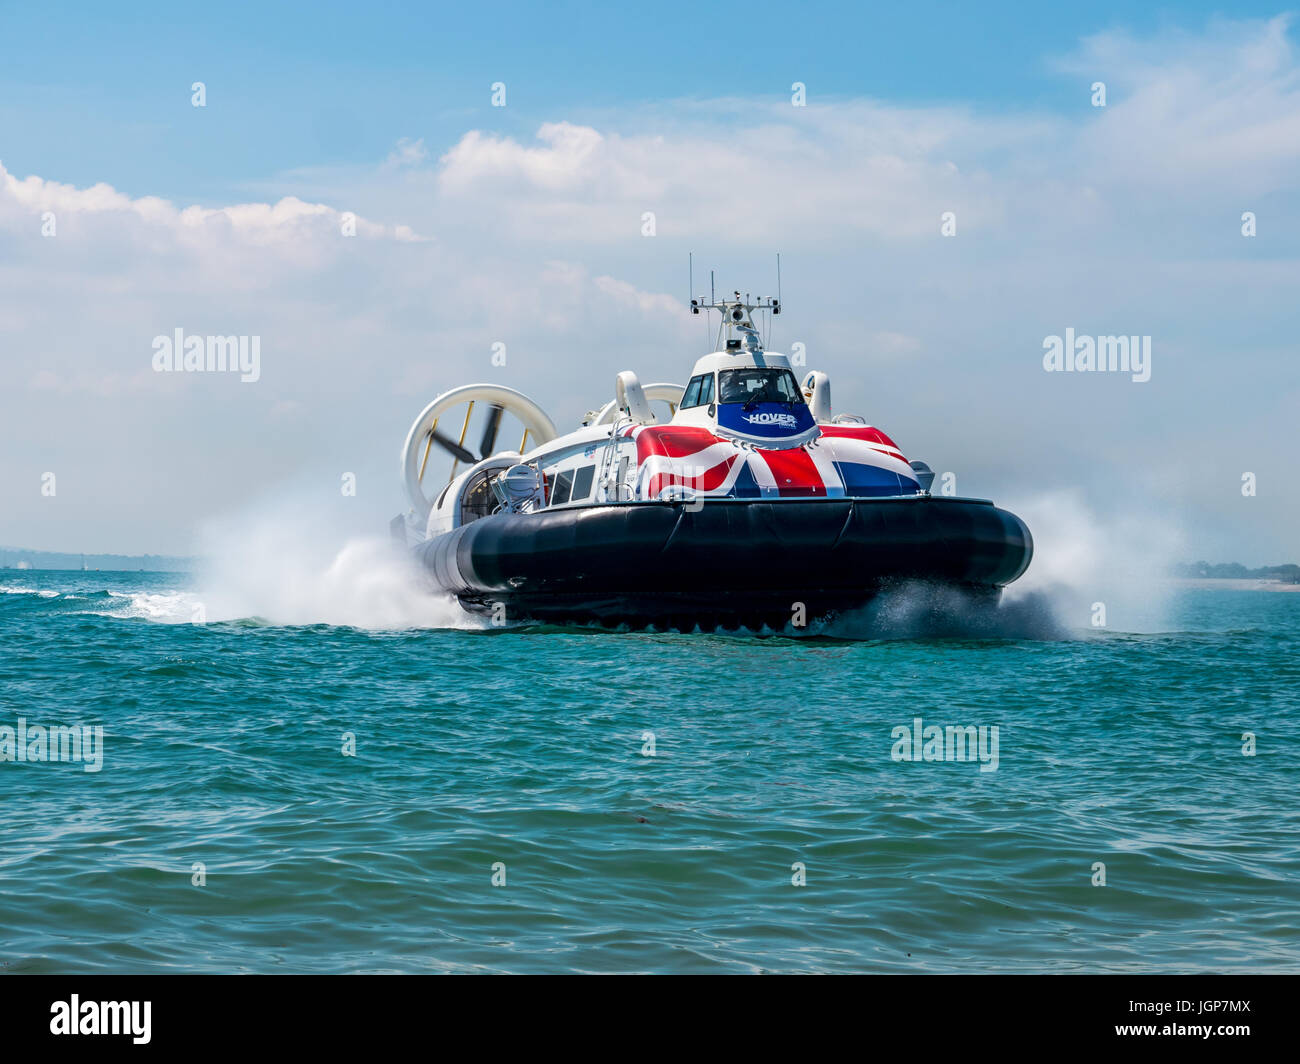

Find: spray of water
<box><xmin>807</xmin><ymin>581</ymin><xmax>1067</xmax><ymax>641</ymax></box>
<box><xmin>804</xmin><ymin>488</ymin><xmax>1187</xmax><ymax>641</ymax></box>
<box><xmin>191</xmin><ymin>496</ymin><xmax>480</xmax><ymax>630</ymax></box>
<box><xmin>1001</xmin><ymin>488</ymin><xmax>1188</xmax><ymax>635</ymax></box>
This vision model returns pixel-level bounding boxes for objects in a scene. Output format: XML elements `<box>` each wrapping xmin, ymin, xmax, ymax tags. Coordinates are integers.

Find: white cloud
<box><xmin>385</xmin><ymin>137</ymin><xmax>429</xmax><ymax>169</ymax></box>
<box><xmin>422</xmin><ymin>17</ymin><xmax>1300</xmax><ymax>248</ymax></box>
<box><xmin>438</xmin><ymin>122</ymin><xmax>604</xmax><ymax>191</ymax></box>
<box><xmin>0</xmin><ymin>160</ymin><xmax>420</xmax><ymax>245</ymax></box>
<box><xmin>1055</xmin><ymin>14</ymin><xmax>1300</xmax><ymax>194</ymax></box>
<box><xmin>432</xmin><ymin>112</ymin><xmax>1005</xmax><ymax>243</ymax></box>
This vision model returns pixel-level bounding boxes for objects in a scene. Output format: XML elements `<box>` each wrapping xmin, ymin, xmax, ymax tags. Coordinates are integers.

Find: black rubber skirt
<box><xmin>415</xmin><ymin>497</ymin><xmax>1032</xmax><ymax>627</ymax></box>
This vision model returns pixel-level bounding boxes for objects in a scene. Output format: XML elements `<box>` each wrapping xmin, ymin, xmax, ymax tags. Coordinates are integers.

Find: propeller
<box><xmin>479</xmin><ymin>404</ymin><xmax>504</xmax><ymax>459</ymax></box>
<box><xmin>429</xmin><ymin>429</ymin><xmax>476</xmax><ymax>465</ymax></box>
<box><xmin>428</xmin><ymin>403</ymin><xmax>506</xmax><ymax>465</ymax></box>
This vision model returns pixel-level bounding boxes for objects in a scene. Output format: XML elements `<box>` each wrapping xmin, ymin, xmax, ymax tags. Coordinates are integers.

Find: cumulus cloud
<box><xmin>431</xmin><ymin>112</ymin><xmax>1008</xmax><ymax>243</ymax></box>
<box><xmin>0</xmin><ymin>160</ymin><xmax>431</xmax><ymax>252</ymax></box>
<box><xmin>439</xmin><ymin>122</ymin><xmax>604</xmax><ymax>191</ymax></box>
<box><xmin>419</xmin><ymin>16</ymin><xmax>1300</xmax><ymax>250</ymax></box>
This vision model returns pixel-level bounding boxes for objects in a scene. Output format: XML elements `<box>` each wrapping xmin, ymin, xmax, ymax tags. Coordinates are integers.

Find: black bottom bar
<box><xmin>4</xmin><ymin>974</ymin><xmax>1292</xmax><ymax>1052</ymax></box>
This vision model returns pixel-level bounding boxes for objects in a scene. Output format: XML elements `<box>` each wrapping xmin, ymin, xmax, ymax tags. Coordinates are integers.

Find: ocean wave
<box><xmin>0</xmin><ymin>584</ymin><xmax>59</xmax><ymax>598</ymax></box>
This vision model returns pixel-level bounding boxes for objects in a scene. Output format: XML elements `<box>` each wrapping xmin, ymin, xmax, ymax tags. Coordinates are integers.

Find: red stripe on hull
<box><xmin>817</xmin><ymin>424</ymin><xmax>905</xmax><ymax>455</ymax></box>
<box><xmin>758</xmin><ymin>448</ymin><xmax>826</xmax><ymax>497</ymax></box>
<box><xmin>646</xmin><ymin>455</ymin><xmax>736</xmax><ymax>497</ymax></box>
<box><xmin>634</xmin><ymin>427</ymin><xmax>720</xmax><ymax>461</ymax></box>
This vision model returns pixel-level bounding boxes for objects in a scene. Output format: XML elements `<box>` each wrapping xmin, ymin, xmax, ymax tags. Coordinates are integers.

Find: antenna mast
<box><xmin>689</xmin><ymin>284</ymin><xmax>782</xmax><ymax>351</ymax></box>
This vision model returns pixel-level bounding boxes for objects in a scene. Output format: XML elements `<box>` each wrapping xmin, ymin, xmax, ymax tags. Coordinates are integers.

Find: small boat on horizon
<box><xmin>392</xmin><ymin>290</ymin><xmax>1032</xmax><ymax>628</ymax></box>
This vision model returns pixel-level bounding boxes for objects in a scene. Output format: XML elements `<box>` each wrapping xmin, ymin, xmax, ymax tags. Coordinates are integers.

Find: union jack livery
<box><xmin>395</xmin><ymin>288</ymin><xmax>1032</xmax><ymax>627</ymax></box>
<box><xmin>625</xmin><ymin>422</ymin><xmax>919</xmax><ymax>501</ymax></box>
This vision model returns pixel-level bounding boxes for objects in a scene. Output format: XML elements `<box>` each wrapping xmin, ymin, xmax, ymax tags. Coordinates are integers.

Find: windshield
<box><xmin>717</xmin><ymin>368</ymin><xmax>803</xmax><ymax>406</ymax></box>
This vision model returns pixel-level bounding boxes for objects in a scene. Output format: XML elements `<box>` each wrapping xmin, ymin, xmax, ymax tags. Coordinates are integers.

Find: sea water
<box><xmin>0</xmin><ymin>563</ymin><xmax>1296</xmax><ymax>973</ymax></box>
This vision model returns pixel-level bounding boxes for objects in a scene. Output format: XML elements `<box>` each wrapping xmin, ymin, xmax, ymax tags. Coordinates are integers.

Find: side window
<box><xmin>571</xmin><ymin>465</ymin><xmax>595</xmax><ymax>502</ymax></box>
<box><xmin>550</xmin><ymin>469</ymin><xmax>574</xmax><ymax>506</ymax></box>
<box><xmin>699</xmin><ymin>374</ymin><xmax>714</xmax><ymax>405</ymax></box>
<box><xmin>459</xmin><ymin>470</ymin><xmax>497</xmax><ymax>523</ymax></box>
<box><xmin>681</xmin><ymin>376</ymin><xmax>703</xmax><ymax>409</ymax></box>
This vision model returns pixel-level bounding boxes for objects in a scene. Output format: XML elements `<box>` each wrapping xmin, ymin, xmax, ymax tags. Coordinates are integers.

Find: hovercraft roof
<box><xmin>689</xmin><ymin>344</ymin><xmax>794</xmax><ymax>378</ymax></box>
<box><xmin>687</xmin><ymin>317</ymin><xmax>792</xmax><ymax>376</ymax></box>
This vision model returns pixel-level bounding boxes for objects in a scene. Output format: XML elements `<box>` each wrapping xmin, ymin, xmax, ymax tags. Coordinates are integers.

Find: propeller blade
<box><xmin>430</xmin><ymin>429</ymin><xmax>476</xmax><ymax>465</ymax></box>
<box><xmin>479</xmin><ymin>404</ymin><xmax>504</xmax><ymax>459</ymax></box>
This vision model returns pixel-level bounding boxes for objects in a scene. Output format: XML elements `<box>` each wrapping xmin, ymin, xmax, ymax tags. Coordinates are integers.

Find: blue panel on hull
<box><xmin>833</xmin><ymin>461</ymin><xmax>918</xmax><ymax>498</ymax></box>
<box><xmin>715</xmin><ymin>401</ymin><xmax>817</xmax><ymax>441</ymax></box>
<box><xmin>729</xmin><ymin>460</ymin><xmax>763</xmax><ymax>498</ymax></box>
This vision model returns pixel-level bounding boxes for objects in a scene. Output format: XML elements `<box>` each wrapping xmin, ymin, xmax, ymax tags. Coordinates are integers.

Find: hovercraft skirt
<box><xmin>414</xmin><ymin>497</ymin><xmax>1032</xmax><ymax>627</ymax></box>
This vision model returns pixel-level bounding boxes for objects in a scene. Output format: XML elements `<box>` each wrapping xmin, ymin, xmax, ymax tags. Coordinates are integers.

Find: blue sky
<box><xmin>1</xmin><ymin>1</ymin><xmax>1287</xmax><ymax>200</ymax></box>
<box><xmin>1</xmin><ymin>2</ymin><xmax>1297</xmax><ymax>578</ymax></box>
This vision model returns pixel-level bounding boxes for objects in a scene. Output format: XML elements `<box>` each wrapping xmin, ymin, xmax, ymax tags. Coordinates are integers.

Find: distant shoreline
<box><xmin>0</xmin><ymin>547</ymin><xmax>193</xmax><ymax>572</ymax></box>
<box><xmin>3</xmin><ymin>545</ymin><xmax>1297</xmax><ymax>587</ymax></box>
<box><xmin>1167</xmin><ymin>577</ymin><xmax>1300</xmax><ymax>592</ymax></box>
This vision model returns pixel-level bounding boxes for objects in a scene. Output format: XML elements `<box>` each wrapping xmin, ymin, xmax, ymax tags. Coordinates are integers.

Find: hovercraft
<box><xmin>392</xmin><ymin>291</ymin><xmax>1032</xmax><ymax>628</ymax></box>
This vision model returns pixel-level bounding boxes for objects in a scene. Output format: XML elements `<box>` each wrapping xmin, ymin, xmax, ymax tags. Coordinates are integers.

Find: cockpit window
<box><xmin>718</xmin><ymin>368</ymin><xmax>803</xmax><ymax>405</ymax></box>
<box><xmin>681</xmin><ymin>376</ymin><xmax>703</xmax><ymax>409</ymax></box>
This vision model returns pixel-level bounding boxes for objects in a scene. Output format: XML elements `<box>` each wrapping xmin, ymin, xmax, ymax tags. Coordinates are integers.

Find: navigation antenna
<box><xmin>690</xmin><ymin>290</ymin><xmax>781</xmax><ymax>351</ymax></box>
<box><xmin>771</xmin><ymin>252</ymin><xmax>781</xmax><ymax>349</ymax></box>
<box><xmin>687</xmin><ymin>258</ymin><xmax>783</xmax><ymax>350</ymax></box>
